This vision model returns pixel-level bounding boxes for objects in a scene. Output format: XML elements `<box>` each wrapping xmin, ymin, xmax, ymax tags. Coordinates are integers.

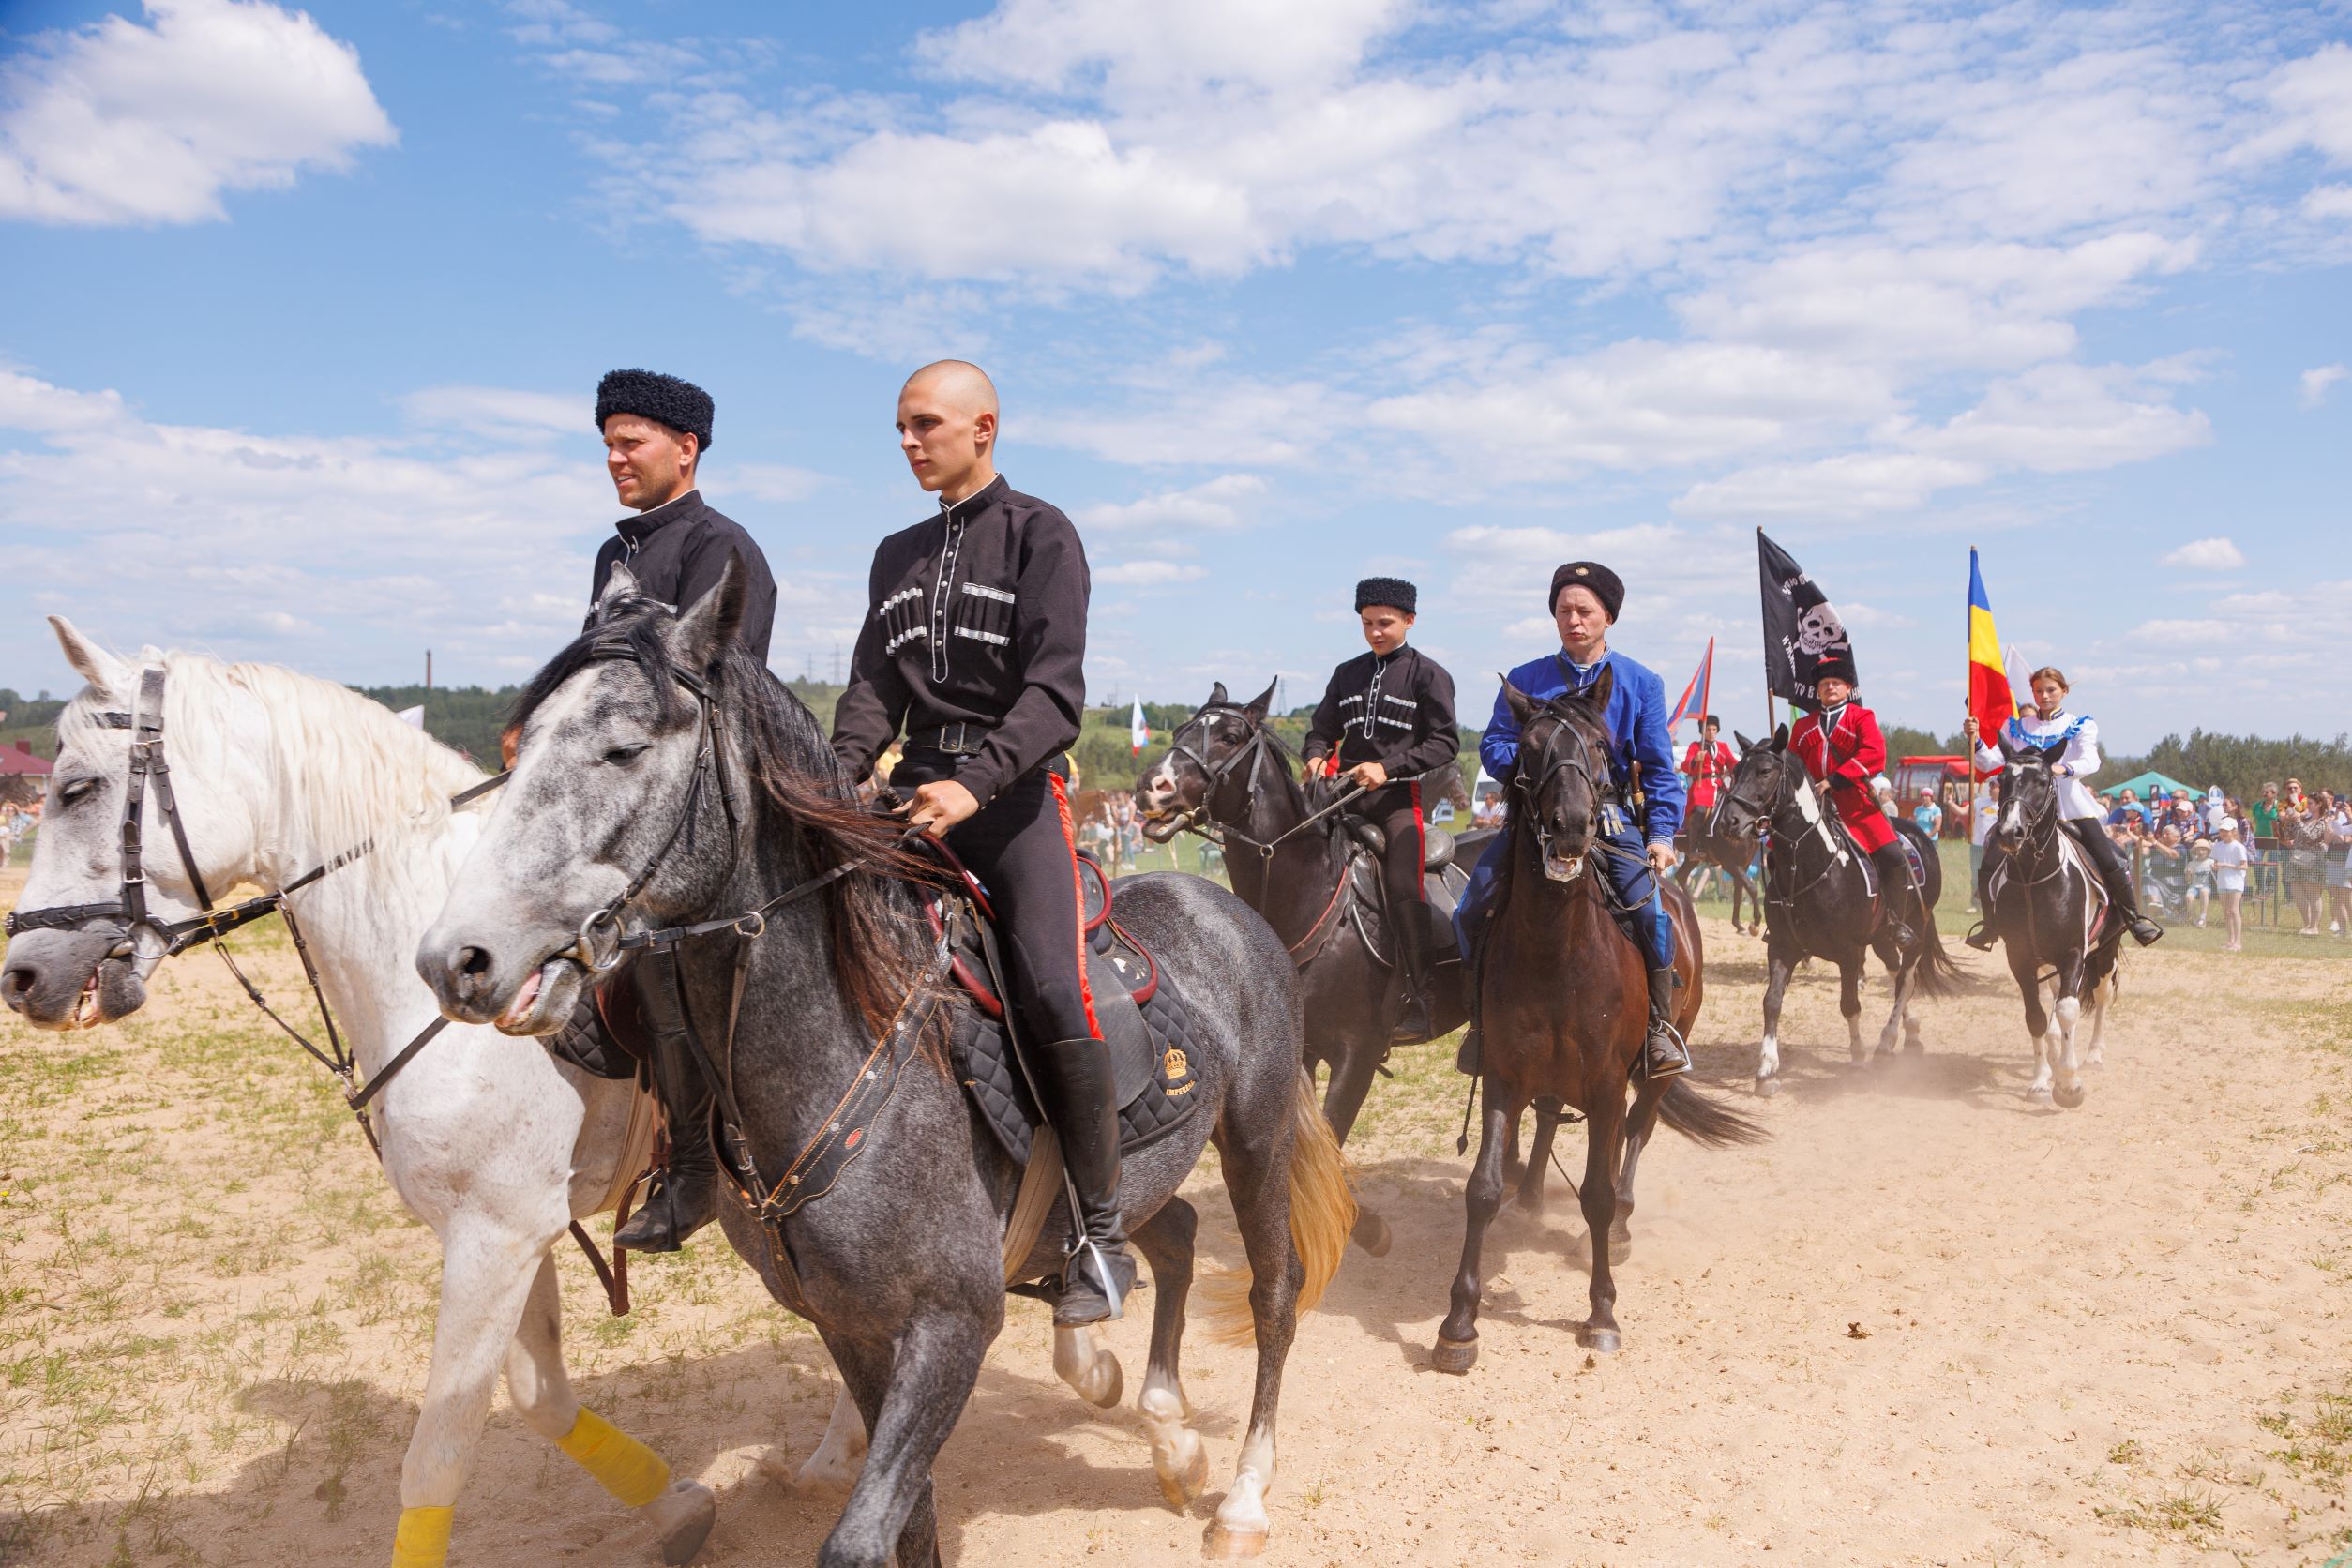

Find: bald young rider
<box><xmin>1452</xmin><ymin>562</ymin><xmax>1689</xmax><ymax>1079</ymax></box>
<box><xmin>830</xmin><ymin>361</ymin><xmax>1136</xmax><ymax>1326</ymax></box>
<box><xmin>582</xmin><ymin>369</ymin><xmax>779</xmax><ymax>1255</ymax></box>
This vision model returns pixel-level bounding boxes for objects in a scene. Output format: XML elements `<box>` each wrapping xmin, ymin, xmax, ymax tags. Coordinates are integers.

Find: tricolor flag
<box><xmin>1667</xmin><ymin>638</ymin><xmax>1714</xmax><ymax>735</ymax></box>
<box><xmin>1130</xmin><ymin>696</ymin><xmax>1150</xmax><ymax>755</ymax></box>
<box><xmin>1967</xmin><ymin>549</ymin><xmax>2016</xmax><ymax>773</ymax></box>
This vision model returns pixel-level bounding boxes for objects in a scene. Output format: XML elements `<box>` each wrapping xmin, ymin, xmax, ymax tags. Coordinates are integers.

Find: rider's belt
<box><xmin>907</xmin><ymin>722</ymin><xmax>993</xmax><ymax>756</ymax></box>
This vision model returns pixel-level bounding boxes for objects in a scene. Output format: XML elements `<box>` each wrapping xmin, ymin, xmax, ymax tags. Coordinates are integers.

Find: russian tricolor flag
<box><xmin>1968</xmin><ymin>549</ymin><xmax>2016</xmax><ymax>771</ymax></box>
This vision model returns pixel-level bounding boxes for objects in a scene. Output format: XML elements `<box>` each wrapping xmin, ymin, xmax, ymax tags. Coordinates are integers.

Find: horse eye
<box><xmin>601</xmin><ymin>743</ymin><xmax>649</xmax><ymax>765</ymax></box>
<box><xmin>57</xmin><ymin>776</ymin><xmax>98</xmax><ymax>805</ymax></box>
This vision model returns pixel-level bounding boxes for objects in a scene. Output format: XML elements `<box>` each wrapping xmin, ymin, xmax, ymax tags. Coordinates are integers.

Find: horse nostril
<box><xmin>456</xmin><ymin>946</ymin><xmax>492</xmax><ymax>979</ymax></box>
<box><xmin>1</xmin><ymin>964</ymin><xmax>33</xmax><ymax>1005</ymax></box>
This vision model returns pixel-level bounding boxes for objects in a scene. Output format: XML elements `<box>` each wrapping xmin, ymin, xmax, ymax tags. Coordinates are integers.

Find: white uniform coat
<box><xmin>1974</xmin><ymin>709</ymin><xmax>2104</xmax><ymax>822</ymax></box>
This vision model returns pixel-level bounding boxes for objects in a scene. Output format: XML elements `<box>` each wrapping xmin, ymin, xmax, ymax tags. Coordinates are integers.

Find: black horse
<box><xmin>1135</xmin><ymin>682</ymin><xmax>1485</xmax><ymax>1253</ymax></box>
<box><xmin>1981</xmin><ymin>735</ymin><xmax>2122</xmax><ymax>1108</ymax></box>
<box><xmin>1712</xmin><ymin>726</ymin><xmax>1962</xmax><ymax>1096</ymax></box>
<box><xmin>419</xmin><ymin>568</ymin><xmax>1354</xmax><ymax>1565</ymax></box>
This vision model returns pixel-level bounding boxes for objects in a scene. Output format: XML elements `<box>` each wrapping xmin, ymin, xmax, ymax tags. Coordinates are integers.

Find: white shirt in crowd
<box><xmin>1972</xmin><ymin>709</ymin><xmax>2104</xmax><ymax>821</ymax></box>
<box><xmin>2209</xmin><ymin>837</ymin><xmax>2249</xmax><ymax>893</ymax></box>
<box><xmin>1968</xmin><ymin>783</ymin><xmax>1999</xmax><ymax>847</ymax></box>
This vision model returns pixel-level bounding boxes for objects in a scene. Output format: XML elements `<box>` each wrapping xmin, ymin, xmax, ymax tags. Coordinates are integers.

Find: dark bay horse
<box><xmin>1711</xmin><ymin>726</ymin><xmax>1962</xmax><ymax>1096</ymax></box>
<box><xmin>1983</xmin><ymin>736</ymin><xmax>2121</xmax><ymax>1108</ymax></box>
<box><xmin>418</xmin><ymin>568</ymin><xmax>1352</xmax><ymax>1565</ymax></box>
<box><xmin>1676</xmin><ymin>810</ymin><xmax>1764</xmax><ymax>936</ymax></box>
<box><xmin>1434</xmin><ymin>674</ymin><xmax>1764</xmax><ymax>1372</ymax></box>
<box><xmin>1134</xmin><ymin>683</ymin><xmax>1480</xmax><ymax>1149</ymax></box>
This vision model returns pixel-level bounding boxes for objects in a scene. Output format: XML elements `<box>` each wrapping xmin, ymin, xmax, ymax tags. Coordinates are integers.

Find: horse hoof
<box><xmin>646</xmin><ymin>1479</ymin><xmax>716</xmax><ymax>1565</ymax></box>
<box><xmin>1430</xmin><ymin>1335</ymin><xmax>1479</xmax><ymax>1375</ymax></box>
<box><xmin>1905</xmin><ymin>1039</ymin><xmax>1924</xmax><ymax>1055</ymax></box>
<box><xmin>1158</xmin><ymin>1437</ymin><xmax>1211</xmax><ymax>1510</ymax></box>
<box><xmin>1203</xmin><ymin>1522</ymin><xmax>1269</xmax><ymax>1559</ymax></box>
<box><xmin>2054</xmin><ymin>1081</ymin><xmax>2088</xmax><ymax>1109</ymax></box>
<box><xmin>1351</xmin><ymin>1209</ymin><xmax>1392</xmax><ymax>1258</ymax></box>
<box><xmin>1578</xmin><ymin>1324</ymin><xmax>1621</xmax><ymax>1354</ymax></box>
<box><xmin>1755</xmin><ymin>1075</ymin><xmax>1780</xmax><ymax>1099</ymax></box>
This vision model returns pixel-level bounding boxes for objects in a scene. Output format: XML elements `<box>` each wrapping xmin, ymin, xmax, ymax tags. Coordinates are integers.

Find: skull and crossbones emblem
<box><xmin>1795</xmin><ymin>601</ymin><xmax>1847</xmax><ymax>656</ymax></box>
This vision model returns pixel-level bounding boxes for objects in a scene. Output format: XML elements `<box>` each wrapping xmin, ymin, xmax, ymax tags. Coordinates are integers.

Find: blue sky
<box><xmin>2</xmin><ymin>0</ymin><xmax>2348</xmax><ymax>748</ymax></box>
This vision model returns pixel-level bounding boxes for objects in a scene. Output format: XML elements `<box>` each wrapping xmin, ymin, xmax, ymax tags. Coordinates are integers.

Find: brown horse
<box><xmin>1434</xmin><ymin>674</ymin><xmax>1763</xmax><ymax>1371</ymax></box>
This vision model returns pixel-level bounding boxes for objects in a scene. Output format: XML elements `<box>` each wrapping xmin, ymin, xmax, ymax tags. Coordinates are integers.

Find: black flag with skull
<box><xmin>1757</xmin><ymin>529</ymin><xmax>1851</xmax><ymax>716</ymax></box>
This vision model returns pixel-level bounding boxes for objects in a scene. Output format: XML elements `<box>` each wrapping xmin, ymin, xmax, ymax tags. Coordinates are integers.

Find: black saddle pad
<box><xmin>952</xmin><ymin>958</ymin><xmax>1206</xmax><ymax>1167</ymax></box>
<box><xmin>1345</xmin><ymin>840</ymin><xmax>1472</xmax><ymax>969</ymax></box>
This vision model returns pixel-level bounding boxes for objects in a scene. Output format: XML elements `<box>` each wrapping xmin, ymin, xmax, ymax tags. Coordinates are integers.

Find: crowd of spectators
<box><xmin>2094</xmin><ymin>778</ymin><xmax>2350</xmax><ymax>947</ymax></box>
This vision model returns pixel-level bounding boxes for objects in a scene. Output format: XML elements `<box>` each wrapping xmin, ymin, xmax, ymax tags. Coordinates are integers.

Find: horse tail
<box><xmin>1907</xmin><ymin>922</ymin><xmax>1968</xmax><ymax>1000</ymax></box>
<box><xmin>1200</xmin><ymin>1070</ymin><xmax>1357</xmax><ymax>1344</ymax></box>
<box><xmin>1657</xmin><ymin>1078</ymin><xmax>1769</xmax><ymax>1148</ymax></box>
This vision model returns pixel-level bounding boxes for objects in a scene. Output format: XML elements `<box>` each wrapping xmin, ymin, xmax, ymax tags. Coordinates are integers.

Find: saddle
<box><xmin>1343</xmin><ymin>826</ymin><xmax>1487</xmax><ymax>970</ymax></box>
<box><xmin>1984</xmin><ymin>829</ymin><xmax>2111</xmax><ymax>947</ymax></box>
<box><xmin>923</xmin><ymin>849</ymin><xmax>1203</xmax><ymax>1167</ymax></box>
<box><xmin>1343</xmin><ymin>816</ymin><xmax>1459</xmax><ymax>874</ymax></box>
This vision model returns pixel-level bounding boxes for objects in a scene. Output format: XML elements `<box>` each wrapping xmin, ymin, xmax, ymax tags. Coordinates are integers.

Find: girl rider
<box><xmin>1963</xmin><ymin>666</ymin><xmax>2164</xmax><ymax>950</ymax></box>
<box><xmin>1303</xmin><ymin>578</ymin><xmax>1460</xmax><ymax>1043</ymax></box>
<box><xmin>1788</xmin><ymin>654</ymin><xmax>1926</xmax><ymax>953</ymax></box>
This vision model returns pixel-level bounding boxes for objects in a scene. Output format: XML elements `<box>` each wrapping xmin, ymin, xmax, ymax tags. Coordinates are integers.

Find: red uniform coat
<box><xmin>1788</xmin><ymin>704</ymin><xmax>1896</xmax><ymax>852</ymax></box>
<box><xmin>1681</xmin><ymin>740</ymin><xmax>1735</xmax><ymax>812</ymax></box>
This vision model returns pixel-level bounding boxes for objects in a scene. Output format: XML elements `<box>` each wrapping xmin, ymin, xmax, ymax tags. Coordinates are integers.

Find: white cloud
<box><xmin>2160</xmin><ymin>537</ymin><xmax>2245</xmax><ymax>570</ymax></box>
<box><xmin>2306</xmin><ymin>185</ymin><xmax>2352</xmax><ymax>219</ymax></box>
<box><xmin>0</xmin><ymin>0</ymin><xmax>397</xmax><ymax>226</ymax></box>
<box><xmin>400</xmin><ymin>385</ymin><xmax>583</xmax><ymax>440</ymax></box>
<box><xmin>915</xmin><ymin>0</ymin><xmax>1410</xmax><ymax>95</ymax></box>
<box><xmin>2299</xmin><ymin>364</ymin><xmax>2346</xmax><ymax>408</ymax></box>
<box><xmin>1029</xmin><ymin>376</ymin><xmax>1346</xmax><ymax>467</ymax></box>
<box><xmin>1921</xmin><ymin>362</ymin><xmax>2210</xmax><ymax>474</ymax></box>
<box><xmin>1676</xmin><ymin>452</ymin><xmax>1988</xmax><ymax>520</ymax></box>
<box><xmin>729</xmin><ymin>462</ymin><xmax>829</xmax><ymax>503</ymax></box>
<box><xmin>1094</xmin><ymin>560</ymin><xmax>1206</xmax><ymax>586</ymax></box>
<box><xmin>1076</xmin><ymin>474</ymin><xmax>1266</xmax><ymax>531</ymax></box>
<box><xmin>2259</xmin><ymin>42</ymin><xmax>2352</xmax><ymax>165</ymax></box>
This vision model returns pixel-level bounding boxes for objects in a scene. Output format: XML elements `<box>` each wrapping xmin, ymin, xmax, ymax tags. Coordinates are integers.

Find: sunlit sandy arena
<box><xmin>2</xmin><ymin>860</ymin><xmax>2345</xmax><ymax>1566</ymax></box>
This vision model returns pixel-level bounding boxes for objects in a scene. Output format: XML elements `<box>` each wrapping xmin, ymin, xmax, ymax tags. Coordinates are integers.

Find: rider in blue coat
<box><xmin>1454</xmin><ymin>561</ymin><xmax>1690</xmax><ymax>1078</ymax></box>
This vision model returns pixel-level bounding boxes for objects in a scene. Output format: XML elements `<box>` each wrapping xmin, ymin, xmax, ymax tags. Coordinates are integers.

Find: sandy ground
<box><xmin>3</xmin><ymin>857</ymin><xmax>2348</xmax><ymax>1567</ymax></box>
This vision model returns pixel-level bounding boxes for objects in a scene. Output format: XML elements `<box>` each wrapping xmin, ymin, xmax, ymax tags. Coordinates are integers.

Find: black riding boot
<box><xmin>1036</xmin><ymin>1036</ymin><xmax>1138</xmax><ymax>1325</ymax></box>
<box><xmin>1641</xmin><ymin>966</ymin><xmax>1690</xmax><ymax>1078</ymax></box>
<box><xmin>1392</xmin><ymin>913</ymin><xmax>1436</xmax><ymax>1044</ymax></box>
<box><xmin>2071</xmin><ymin>822</ymin><xmax>2164</xmax><ymax>946</ymax></box>
<box><xmin>1965</xmin><ymin>851</ymin><xmax>2002</xmax><ymax>950</ymax></box>
<box><xmin>613</xmin><ymin>958</ymin><xmax>718</xmax><ymax>1255</ymax></box>
<box><xmin>1869</xmin><ymin>842</ymin><xmax>1921</xmax><ymax>952</ymax></box>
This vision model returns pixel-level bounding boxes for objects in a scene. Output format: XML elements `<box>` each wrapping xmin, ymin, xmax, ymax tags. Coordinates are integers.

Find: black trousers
<box><xmin>904</xmin><ymin>754</ymin><xmax>1098</xmax><ymax>1046</ymax></box>
<box><xmin>1353</xmin><ymin>777</ymin><xmax>1426</xmax><ymax>912</ymax></box>
<box><xmin>1977</xmin><ymin>817</ymin><xmax>2144</xmax><ymax>917</ymax></box>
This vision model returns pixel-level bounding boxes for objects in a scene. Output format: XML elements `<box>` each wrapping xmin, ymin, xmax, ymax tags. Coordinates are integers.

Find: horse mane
<box><xmin>58</xmin><ymin>649</ymin><xmax>485</xmax><ymax>904</ymax></box>
<box><xmin>514</xmin><ymin>598</ymin><xmax>939</xmax><ymax>1033</ymax></box>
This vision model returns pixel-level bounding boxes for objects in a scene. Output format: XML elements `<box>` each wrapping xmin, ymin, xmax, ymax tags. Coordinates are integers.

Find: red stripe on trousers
<box><xmin>1048</xmin><ymin>773</ymin><xmax>1103</xmax><ymax>1041</ymax></box>
<box><xmin>1410</xmin><ymin>779</ymin><xmax>1426</xmax><ymax>899</ymax></box>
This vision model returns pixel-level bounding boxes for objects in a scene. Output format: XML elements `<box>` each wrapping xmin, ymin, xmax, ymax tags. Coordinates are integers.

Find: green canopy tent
<box><xmin>2098</xmin><ymin>771</ymin><xmax>2203</xmax><ymax>802</ymax></box>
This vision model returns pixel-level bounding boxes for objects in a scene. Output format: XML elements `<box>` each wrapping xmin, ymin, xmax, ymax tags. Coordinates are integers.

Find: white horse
<box><xmin>0</xmin><ymin>620</ymin><xmax>715</xmax><ymax>1567</ymax></box>
<box><xmin>0</xmin><ymin>619</ymin><xmax>1143</xmax><ymax>1560</ymax></box>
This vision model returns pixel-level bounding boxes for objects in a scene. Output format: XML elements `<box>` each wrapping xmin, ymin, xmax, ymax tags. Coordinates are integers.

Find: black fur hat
<box><xmin>1549</xmin><ymin>561</ymin><xmax>1624</xmax><ymax>619</ymax></box>
<box><xmin>1814</xmin><ymin>649</ymin><xmax>1859</xmax><ymax>686</ymax></box>
<box><xmin>1354</xmin><ymin>576</ymin><xmax>1417</xmax><ymax>614</ymax></box>
<box><xmin>595</xmin><ymin>369</ymin><xmax>714</xmax><ymax>451</ymax></box>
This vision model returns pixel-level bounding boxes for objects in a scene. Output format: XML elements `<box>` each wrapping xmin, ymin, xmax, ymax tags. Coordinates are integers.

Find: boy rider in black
<box><xmin>1303</xmin><ymin>579</ymin><xmax>1459</xmax><ymax>1042</ymax></box>
<box><xmin>829</xmin><ymin>361</ymin><xmax>1134</xmax><ymax>1325</ymax></box>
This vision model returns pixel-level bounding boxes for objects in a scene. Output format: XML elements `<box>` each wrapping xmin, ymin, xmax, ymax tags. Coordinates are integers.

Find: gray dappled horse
<box><xmin>416</xmin><ymin>565</ymin><xmax>1351</xmax><ymax>1567</ymax></box>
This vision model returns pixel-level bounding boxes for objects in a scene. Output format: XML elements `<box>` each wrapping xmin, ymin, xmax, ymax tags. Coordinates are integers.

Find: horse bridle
<box><xmin>1157</xmin><ymin>702</ymin><xmax>1363</xmax><ymax>861</ymax></box>
<box><xmin>1511</xmin><ymin>709</ymin><xmax>1618</xmax><ymax>867</ymax></box>
<box><xmin>4</xmin><ymin>663</ymin><xmax>508</xmax><ymax>1138</ymax></box>
<box><xmin>6</xmin><ymin>665</ymin><xmax>505</xmax><ymax>960</ymax></box>
<box><xmin>1994</xmin><ymin>755</ymin><xmax>2070</xmax><ymax>890</ymax></box>
<box><xmin>1724</xmin><ymin>747</ymin><xmax>1850</xmax><ymax>907</ymax></box>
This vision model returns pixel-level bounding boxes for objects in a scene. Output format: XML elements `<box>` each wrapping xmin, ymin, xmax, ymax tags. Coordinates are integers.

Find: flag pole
<box><xmin>1962</xmin><ymin>547</ymin><xmax>1974</xmax><ymax>843</ymax></box>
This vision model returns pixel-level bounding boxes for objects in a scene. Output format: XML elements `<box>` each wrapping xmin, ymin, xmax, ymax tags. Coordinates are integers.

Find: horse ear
<box><xmin>1732</xmin><ymin>730</ymin><xmax>1755</xmax><ymax>754</ymax></box>
<box><xmin>669</xmin><ymin>554</ymin><xmax>746</xmax><ymax>675</ymax></box>
<box><xmin>597</xmin><ymin>561</ymin><xmax>642</xmax><ymax>609</ymax></box>
<box><xmin>49</xmin><ymin>615</ymin><xmax>133</xmax><ymax>699</ymax></box>
<box><xmin>1772</xmin><ymin>723</ymin><xmax>1789</xmax><ymax>750</ymax></box>
<box><xmin>1244</xmin><ymin>679</ymin><xmax>1277</xmax><ymax>719</ymax></box>
<box><xmin>1570</xmin><ymin>662</ymin><xmax>1616</xmax><ymax>712</ymax></box>
<box><xmin>1502</xmin><ymin>679</ymin><xmax>1535</xmax><ymax>727</ymax></box>
<box><xmin>1207</xmin><ymin>681</ymin><xmax>1229</xmax><ymax>707</ymax></box>
<box><xmin>1998</xmin><ymin>731</ymin><xmax>2022</xmax><ymax>761</ymax></box>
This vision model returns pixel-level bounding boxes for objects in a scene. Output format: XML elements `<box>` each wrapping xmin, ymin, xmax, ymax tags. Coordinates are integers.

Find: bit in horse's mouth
<box><xmin>496</xmin><ymin>956</ymin><xmax>581</xmax><ymax>1034</ymax></box>
<box><xmin>1544</xmin><ymin>852</ymin><xmax>1586</xmax><ymax>882</ymax></box>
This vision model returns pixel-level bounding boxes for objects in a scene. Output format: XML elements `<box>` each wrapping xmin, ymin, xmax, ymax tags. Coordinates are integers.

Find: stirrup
<box><xmin>2127</xmin><ymin>915</ymin><xmax>2164</xmax><ymax>947</ymax></box>
<box><xmin>1963</xmin><ymin>922</ymin><xmax>1998</xmax><ymax>952</ymax></box>
<box><xmin>611</xmin><ymin>1167</ymin><xmax>716</xmax><ymax>1254</ymax></box>
<box><xmin>1639</xmin><ymin>1021</ymin><xmax>1690</xmax><ymax>1080</ymax></box>
<box><xmin>1053</xmin><ymin>1238</ymin><xmax>1138</xmax><ymax>1326</ymax></box>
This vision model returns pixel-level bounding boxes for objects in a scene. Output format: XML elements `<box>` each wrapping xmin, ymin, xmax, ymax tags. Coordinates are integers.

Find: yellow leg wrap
<box><xmin>389</xmin><ymin>1505</ymin><xmax>454</xmax><ymax>1568</ymax></box>
<box><xmin>555</xmin><ymin>1406</ymin><xmax>671</xmax><ymax>1508</ymax></box>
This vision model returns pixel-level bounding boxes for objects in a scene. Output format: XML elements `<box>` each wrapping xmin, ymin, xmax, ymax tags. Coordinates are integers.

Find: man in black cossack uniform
<box><xmin>830</xmin><ymin>360</ymin><xmax>1136</xmax><ymax>1325</ymax></box>
<box><xmin>1303</xmin><ymin>578</ymin><xmax>1459</xmax><ymax>1042</ymax></box>
<box><xmin>572</xmin><ymin>369</ymin><xmax>782</xmax><ymax>1254</ymax></box>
